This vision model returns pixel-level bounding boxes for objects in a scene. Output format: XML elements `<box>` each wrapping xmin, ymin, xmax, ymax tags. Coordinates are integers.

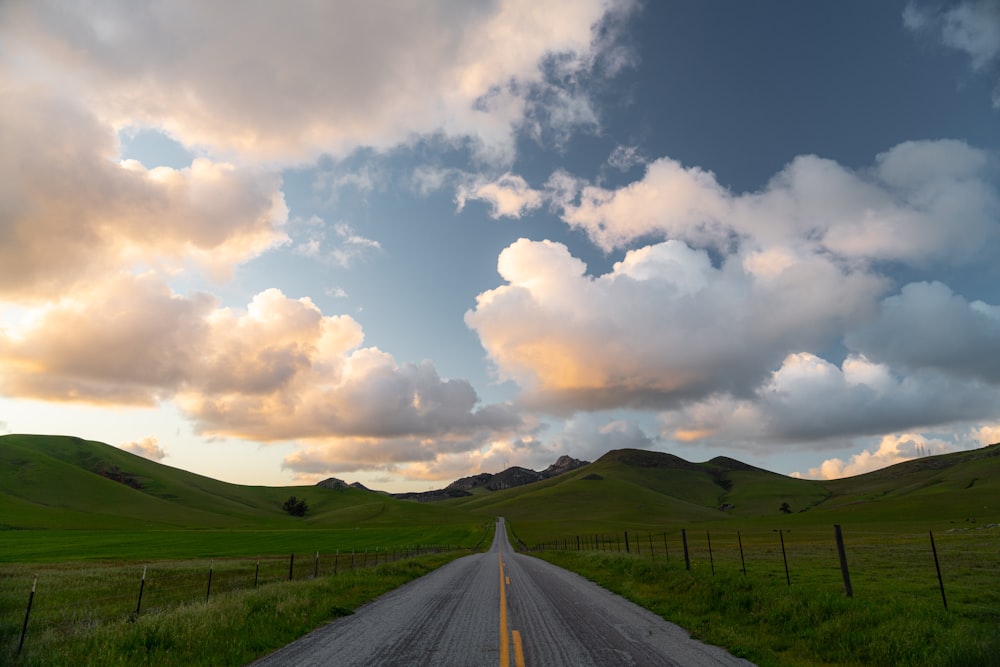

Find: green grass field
<box><xmin>2</xmin><ymin>552</ymin><xmax>472</xmax><ymax>666</ymax></box>
<box><xmin>2</xmin><ymin>434</ymin><xmax>998</xmax><ymax>665</ymax></box>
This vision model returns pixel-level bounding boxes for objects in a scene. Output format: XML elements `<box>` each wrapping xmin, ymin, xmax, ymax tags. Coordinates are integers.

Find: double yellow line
<box><xmin>498</xmin><ymin>553</ymin><xmax>525</xmax><ymax>667</ymax></box>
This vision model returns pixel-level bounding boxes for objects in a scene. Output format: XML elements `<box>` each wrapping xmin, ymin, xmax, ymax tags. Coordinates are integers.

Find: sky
<box><xmin>2</xmin><ymin>0</ymin><xmax>1000</xmax><ymax>492</ymax></box>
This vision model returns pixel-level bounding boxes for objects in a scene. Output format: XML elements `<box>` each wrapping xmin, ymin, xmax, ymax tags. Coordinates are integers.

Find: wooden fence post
<box><xmin>834</xmin><ymin>525</ymin><xmax>853</xmax><ymax>598</ymax></box>
<box><xmin>206</xmin><ymin>560</ymin><xmax>214</xmax><ymax>602</ymax></box>
<box><xmin>737</xmin><ymin>531</ymin><xmax>746</xmax><ymax>575</ymax></box>
<box><xmin>776</xmin><ymin>530</ymin><xmax>790</xmax><ymax>586</ymax></box>
<box><xmin>18</xmin><ymin>576</ymin><xmax>37</xmax><ymax>655</ymax></box>
<box><xmin>706</xmin><ymin>531</ymin><xmax>715</xmax><ymax>575</ymax></box>
<box><xmin>682</xmin><ymin>529</ymin><xmax>690</xmax><ymax>570</ymax></box>
<box><xmin>135</xmin><ymin>566</ymin><xmax>147</xmax><ymax>617</ymax></box>
<box><xmin>929</xmin><ymin>531</ymin><xmax>948</xmax><ymax>609</ymax></box>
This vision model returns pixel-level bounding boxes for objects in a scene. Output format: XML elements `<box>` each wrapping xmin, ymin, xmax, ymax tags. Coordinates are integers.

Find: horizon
<box><xmin>2</xmin><ymin>1</ymin><xmax>1000</xmax><ymax>494</ymax></box>
<box><xmin>8</xmin><ymin>432</ymin><xmax>998</xmax><ymax>495</ymax></box>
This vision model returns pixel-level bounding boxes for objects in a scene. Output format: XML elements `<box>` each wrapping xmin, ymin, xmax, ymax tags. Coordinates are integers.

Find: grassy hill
<box><xmin>448</xmin><ymin>444</ymin><xmax>1000</xmax><ymax>541</ymax></box>
<box><xmin>2</xmin><ymin>433</ymin><xmax>998</xmax><ymax>558</ymax></box>
<box><xmin>0</xmin><ymin>434</ymin><xmax>486</xmax><ymax>560</ymax></box>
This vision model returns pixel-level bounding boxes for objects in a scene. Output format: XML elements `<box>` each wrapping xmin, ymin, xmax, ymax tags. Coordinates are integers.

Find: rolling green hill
<box><xmin>448</xmin><ymin>444</ymin><xmax>1000</xmax><ymax>539</ymax></box>
<box><xmin>0</xmin><ymin>434</ymin><xmax>476</xmax><ymax>532</ymax></box>
<box><xmin>2</xmin><ymin>434</ymin><xmax>998</xmax><ymax>557</ymax></box>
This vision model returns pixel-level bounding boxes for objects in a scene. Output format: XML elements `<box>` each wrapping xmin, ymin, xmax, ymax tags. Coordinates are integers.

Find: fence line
<box><xmin>514</xmin><ymin>523</ymin><xmax>1000</xmax><ymax>613</ymax></box>
<box><xmin>5</xmin><ymin>543</ymin><xmax>465</xmax><ymax>656</ymax></box>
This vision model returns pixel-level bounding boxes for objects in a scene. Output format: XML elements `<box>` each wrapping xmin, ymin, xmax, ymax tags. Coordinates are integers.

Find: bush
<box><xmin>282</xmin><ymin>496</ymin><xmax>308</xmax><ymax>517</ymax></box>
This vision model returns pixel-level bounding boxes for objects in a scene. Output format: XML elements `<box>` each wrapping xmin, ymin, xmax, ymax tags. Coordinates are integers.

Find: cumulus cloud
<box><xmin>1</xmin><ymin>0</ymin><xmax>637</xmax><ymax>164</ymax></box>
<box><xmin>973</xmin><ymin>422</ymin><xmax>1000</xmax><ymax>445</ymax></box>
<box><xmin>0</xmin><ymin>89</ymin><xmax>287</xmax><ymax>300</ymax></box>
<box><xmin>455</xmin><ymin>173</ymin><xmax>545</xmax><ymax>218</ymax></box>
<box><xmin>0</xmin><ymin>273</ymin><xmax>215</xmax><ymax>404</ymax></box>
<box><xmin>545</xmin><ymin>414</ymin><xmax>658</xmax><ymax>463</ymax></box>
<box><xmin>791</xmin><ymin>432</ymin><xmax>969</xmax><ymax>480</ymax></box>
<box><xmin>120</xmin><ymin>436</ymin><xmax>167</xmax><ymax>462</ymax></box>
<box><xmin>282</xmin><ymin>431</ymin><xmax>539</xmax><ymax>482</ymax></box>
<box><xmin>659</xmin><ymin>353</ymin><xmax>1000</xmax><ymax>450</ymax></box>
<box><xmin>467</xmin><ymin>238</ymin><xmax>884</xmax><ymax>413</ymax></box>
<box><xmin>556</xmin><ymin>140</ymin><xmax>999</xmax><ymax>265</ymax></box>
<box><xmin>0</xmin><ymin>278</ymin><xmax>522</xmax><ymax>454</ymax></box>
<box><xmin>846</xmin><ymin>281</ymin><xmax>1000</xmax><ymax>383</ymax></box>
<box><xmin>279</xmin><ymin>412</ymin><xmax>655</xmax><ymax>482</ymax></box>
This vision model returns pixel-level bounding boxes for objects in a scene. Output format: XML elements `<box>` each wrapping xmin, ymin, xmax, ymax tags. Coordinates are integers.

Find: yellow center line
<box><xmin>499</xmin><ymin>553</ymin><xmax>509</xmax><ymax>666</ymax></box>
<box><xmin>499</xmin><ymin>545</ymin><xmax>526</xmax><ymax>666</ymax></box>
<box><xmin>512</xmin><ymin>630</ymin><xmax>525</xmax><ymax>667</ymax></box>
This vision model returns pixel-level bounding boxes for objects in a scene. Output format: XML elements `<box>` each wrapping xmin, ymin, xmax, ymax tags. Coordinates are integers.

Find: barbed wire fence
<box><xmin>3</xmin><ymin>543</ymin><xmax>467</xmax><ymax>657</ymax></box>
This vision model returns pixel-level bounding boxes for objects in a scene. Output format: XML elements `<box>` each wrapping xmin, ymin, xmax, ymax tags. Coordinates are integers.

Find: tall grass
<box><xmin>529</xmin><ymin>525</ymin><xmax>1000</xmax><ymax>667</ymax></box>
<box><xmin>3</xmin><ymin>551</ymin><xmax>468</xmax><ymax>666</ymax></box>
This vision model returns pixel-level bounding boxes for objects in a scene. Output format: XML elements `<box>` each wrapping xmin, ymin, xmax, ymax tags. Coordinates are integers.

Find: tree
<box><xmin>283</xmin><ymin>496</ymin><xmax>308</xmax><ymax>517</ymax></box>
<box><xmin>779</xmin><ymin>502</ymin><xmax>792</xmax><ymax>514</ymax></box>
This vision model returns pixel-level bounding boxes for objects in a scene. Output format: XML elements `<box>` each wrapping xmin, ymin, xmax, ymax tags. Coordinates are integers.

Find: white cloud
<box><xmin>0</xmin><ymin>89</ymin><xmax>287</xmax><ymax>300</ymax></box>
<box><xmin>467</xmin><ymin>238</ymin><xmax>884</xmax><ymax>413</ymax></box>
<box><xmin>546</xmin><ymin>414</ymin><xmax>657</xmax><ymax>463</ymax></box>
<box><xmin>120</xmin><ymin>436</ymin><xmax>167</xmax><ymax>462</ymax></box>
<box><xmin>556</xmin><ymin>140</ymin><xmax>999</xmax><ymax>265</ymax></box>
<box><xmin>456</xmin><ymin>172</ymin><xmax>544</xmax><ymax>219</ymax></box>
<box><xmin>0</xmin><ymin>278</ymin><xmax>523</xmax><ymax>456</ymax></box>
<box><xmin>281</xmin><ymin>430</ymin><xmax>541</xmax><ymax>482</ymax></box>
<box><xmin>846</xmin><ymin>281</ymin><xmax>1000</xmax><ymax>383</ymax></box>
<box><xmin>1</xmin><ymin>0</ymin><xmax>637</xmax><ymax>164</ymax></box>
<box><xmin>846</xmin><ymin>282</ymin><xmax>1000</xmax><ymax>385</ymax></box>
<box><xmin>973</xmin><ymin>422</ymin><xmax>1000</xmax><ymax>445</ymax></box>
<box><xmin>791</xmin><ymin>432</ymin><xmax>965</xmax><ymax>480</ymax></box>
<box><xmin>659</xmin><ymin>352</ymin><xmax>1000</xmax><ymax>450</ymax></box>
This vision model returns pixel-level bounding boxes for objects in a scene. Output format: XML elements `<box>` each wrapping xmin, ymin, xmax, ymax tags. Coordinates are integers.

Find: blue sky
<box><xmin>2</xmin><ymin>0</ymin><xmax>999</xmax><ymax>491</ymax></box>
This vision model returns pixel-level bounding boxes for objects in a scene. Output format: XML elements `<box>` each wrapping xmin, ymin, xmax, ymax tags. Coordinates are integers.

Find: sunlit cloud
<box><xmin>1</xmin><ymin>0</ymin><xmax>637</xmax><ymax>164</ymax></box>
<box><xmin>455</xmin><ymin>173</ymin><xmax>544</xmax><ymax>219</ymax></box>
<box><xmin>0</xmin><ymin>89</ymin><xmax>287</xmax><ymax>300</ymax></box>
<box><xmin>973</xmin><ymin>422</ymin><xmax>1000</xmax><ymax>445</ymax></box>
<box><xmin>0</xmin><ymin>279</ymin><xmax>522</xmax><ymax>456</ymax></box>
<box><xmin>120</xmin><ymin>436</ymin><xmax>167</xmax><ymax>462</ymax></box>
<box><xmin>468</xmin><ymin>238</ymin><xmax>883</xmax><ymax>413</ymax></box>
<box><xmin>790</xmin><ymin>432</ymin><xmax>965</xmax><ymax>480</ymax></box>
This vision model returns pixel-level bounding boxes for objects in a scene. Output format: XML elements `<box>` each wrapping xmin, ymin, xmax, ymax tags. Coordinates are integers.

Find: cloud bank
<box><xmin>467</xmin><ymin>141</ymin><xmax>1000</xmax><ymax>464</ymax></box>
<box><xmin>2</xmin><ymin>0</ymin><xmax>636</xmax><ymax>164</ymax></box>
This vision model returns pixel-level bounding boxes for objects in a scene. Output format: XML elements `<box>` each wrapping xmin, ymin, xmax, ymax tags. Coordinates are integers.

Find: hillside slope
<box><xmin>449</xmin><ymin>445</ymin><xmax>1000</xmax><ymax>534</ymax></box>
<box><xmin>0</xmin><ymin>434</ymin><xmax>472</xmax><ymax>530</ymax></box>
<box><xmin>3</xmin><ymin>434</ymin><xmax>998</xmax><ymax>533</ymax></box>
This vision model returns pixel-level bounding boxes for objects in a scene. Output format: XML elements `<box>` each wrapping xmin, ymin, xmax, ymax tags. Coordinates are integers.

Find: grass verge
<box><xmin>5</xmin><ymin>552</ymin><xmax>467</xmax><ymax>666</ymax></box>
<box><xmin>533</xmin><ymin>549</ymin><xmax>1000</xmax><ymax>667</ymax></box>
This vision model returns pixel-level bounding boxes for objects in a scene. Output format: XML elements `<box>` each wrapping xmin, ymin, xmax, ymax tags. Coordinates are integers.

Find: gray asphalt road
<box><xmin>250</xmin><ymin>518</ymin><xmax>754</xmax><ymax>666</ymax></box>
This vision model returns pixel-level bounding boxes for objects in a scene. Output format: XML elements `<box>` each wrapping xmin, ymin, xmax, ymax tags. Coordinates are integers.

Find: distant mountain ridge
<box><xmin>382</xmin><ymin>455</ymin><xmax>590</xmax><ymax>502</ymax></box>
